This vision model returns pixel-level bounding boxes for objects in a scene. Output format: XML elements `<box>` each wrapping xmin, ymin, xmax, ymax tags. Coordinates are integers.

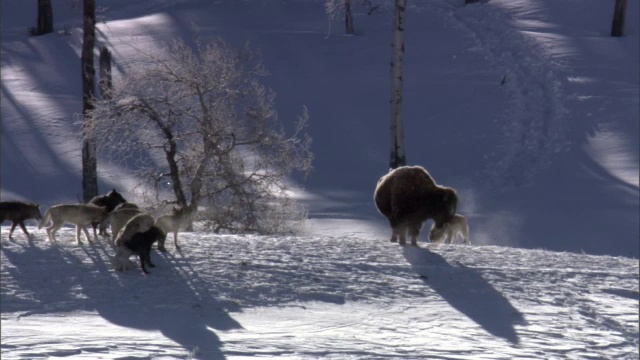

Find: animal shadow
<box><xmin>403</xmin><ymin>246</ymin><xmax>526</xmax><ymax>344</ymax></box>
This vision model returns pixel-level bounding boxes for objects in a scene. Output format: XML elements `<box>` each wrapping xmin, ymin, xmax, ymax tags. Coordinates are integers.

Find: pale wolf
<box><xmin>429</xmin><ymin>214</ymin><xmax>470</xmax><ymax>244</ymax></box>
<box><xmin>114</xmin><ymin>212</ymin><xmax>155</xmax><ymax>246</ymax></box>
<box><xmin>155</xmin><ymin>206</ymin><xmax>190</xmax><ymax>251</ymax></box>
<box><xmin>39</xmin><ymin>204</ymin><xmax>109</xmax><ymax>244</ymax></box>
<box><xmin>114</xmin><ymin>225</ymin><xmax>166</xmax><ymax>274</ymax></box>
<box><xmin>110</xmin><ymin>207</ymin><xmax>143</xmax><ymax>242</ymax></box>
<box><xmin>0</xmin><ymin>201</ymin><xmax>43</xmax><ymax>239</ymax></box>
<box><xmin>89</xmin><ymin>189</ymin><xmax>127</xmax><ymax>237</ymax></box>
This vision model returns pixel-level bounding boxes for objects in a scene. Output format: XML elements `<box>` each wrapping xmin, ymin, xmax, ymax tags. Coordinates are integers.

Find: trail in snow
<box><xmin>2</xmin><ymin>227</ymin><xmax>638</xmax><ymax>359</ymax></box>
<box><xmin>430</xmin><ymin>1</ymin><xmax>570</xmax><ymax>189</ymax></box>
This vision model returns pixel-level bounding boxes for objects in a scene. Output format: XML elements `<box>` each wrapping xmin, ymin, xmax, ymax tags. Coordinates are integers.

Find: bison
<box><xmin>374</xmin><ymin>165</ymin><xmax>458</xmax><ymax>246</ymax></box>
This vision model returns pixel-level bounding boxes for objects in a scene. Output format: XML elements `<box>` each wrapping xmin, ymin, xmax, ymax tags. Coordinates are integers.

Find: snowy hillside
<box><xmin>2</xmin><ymin>228</ymin><xmax>639</xmax><ymax>359</ymax></box>
<box><xmin>1</xmin><ymin>0</ymin><xmax>638</xmax><ymax>258</ymax></box>
<box><xmin>1</xmin><ymin>0</ymin><xmax>639</xmax><ymax>359</ymax></box>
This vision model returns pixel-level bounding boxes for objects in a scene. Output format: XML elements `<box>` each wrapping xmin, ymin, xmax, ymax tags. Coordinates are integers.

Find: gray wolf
<box><xmin>0</xmin><ymin>201</ymin><xmax>43</xmax><ymax>239</ymax></box>
<box><xmin>429</xmin><ymin>214</ymin><xmax>470</xmax><ymax>244</ymax></box>
<box><xmin>89</xmin><ymin>189</ymin><xmax>127</xmax><ymax>237</ymax></box>
<box><xmin>155</xmin><ymin>206</ymin><xmax>190</xmax><ymax>251</ymax></box>
<box><xmin>114</xmin><ymin>225</ymin><xmax>166</xmax><ymax>274</ymax></box>
<box><xmin>374</xmin><ymin>165</ymin><xmax>457</xmax><ymax>246</ymax></box>
<box><xmin>39</xmin><ymin>204</ymin><xmax>109</xmax><ymax>244</ymax></box>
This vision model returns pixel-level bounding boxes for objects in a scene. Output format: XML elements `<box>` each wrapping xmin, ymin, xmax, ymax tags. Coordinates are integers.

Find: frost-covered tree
<box><xmin>325</xmin><ymin>0</ymin><xmax>355</xmax><ymax>34</ymax></box>
<box><xmin>85</xmin><ymin>38</ymin><xmax>313</xmax><ymax>234</ymax></box>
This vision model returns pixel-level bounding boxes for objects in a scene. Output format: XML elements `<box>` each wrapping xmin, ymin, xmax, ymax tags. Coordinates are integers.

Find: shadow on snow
<box><xmin>403</xmin><ymin>245</ymin><xmax>526</xmax><ymax>344</ymax></box>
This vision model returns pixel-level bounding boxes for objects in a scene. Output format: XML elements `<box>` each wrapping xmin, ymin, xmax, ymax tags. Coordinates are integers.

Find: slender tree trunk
<box><xmin>611</xmin><ymin>0</ymin><xmax>627</xmax><ymax>37</ymax></box>
<box><xmin>389</xmin><ymin>0</ymin><xmax>407</xmax><ymax>169</ymax></box>
<box><xmin>345</xmin><ymin>0</ymin><xmax>355</xmax><ymax>34</ymax></box>
<box><xmin>99</xmin><ymin>46</ymin><xmax>113</xmax><ymax>100</ymax></box>
<box><xmin>81</xmin><ymin>0</ymin><xmax>98</xmax><ymax>202</ymax></box>
<box><xmin>36</xmin><ymin>0</ymin><xmax>53</xmax><ymax>35</ymax></box>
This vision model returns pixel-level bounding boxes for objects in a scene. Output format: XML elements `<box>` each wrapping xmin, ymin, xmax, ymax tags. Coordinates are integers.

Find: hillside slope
<box><xmin>1</xmin><ymin>1</ymin><xmax>638</xmax><ymax>258</ymax></box>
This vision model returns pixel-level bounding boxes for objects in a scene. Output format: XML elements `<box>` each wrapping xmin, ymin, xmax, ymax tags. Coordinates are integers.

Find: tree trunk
<box><xmin>36</xmin><ymin>0</ymin><xmax>54</xmax><ymax>35</ymax></box>
<box><xmin>81</xmin><ymin>0</ymin><xmax>98</xmax><ymax>202</ymax></box>
<box><xmin>99</xmin><ymin>46</ymin><xmax>113</xmax><ymax>100</ymax></box>
<box><xmin>389</xmin><ymin>0</ymin><xmax>407</xmax><ymax>170</ymax></box>
<box><xmin>345</xmin><ymin>0</ymin><xmax>355</xmax><ymax>34</ymax></box>
<box><xmin>611</xmin><ymin>0</ymin><xmax>627</xmax><ymax>37</ymax></box>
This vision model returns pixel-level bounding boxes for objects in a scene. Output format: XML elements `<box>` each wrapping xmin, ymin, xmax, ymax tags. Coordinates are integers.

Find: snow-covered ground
<box><xmin>2</xmin><ymin>0</ymin><xmax>638</xmax><ymax>359</ymax></box>
<box><xmin>2</xmin><ymin>227</ymin><xmax>638</xmax><ymax>359</ymax></box>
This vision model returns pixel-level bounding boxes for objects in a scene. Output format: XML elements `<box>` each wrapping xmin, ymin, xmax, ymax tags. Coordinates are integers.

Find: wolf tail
<box><xmin>39</xmin><ymin>208</ymin><xmax>52</xmax><ymax>229</ymax></box>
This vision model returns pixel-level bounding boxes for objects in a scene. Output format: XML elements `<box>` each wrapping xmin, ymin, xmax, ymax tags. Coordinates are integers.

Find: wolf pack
<box><xmin>0</xmin><ymin>189</ymin><xmax>189</xmax><ymax>275</ymax></box>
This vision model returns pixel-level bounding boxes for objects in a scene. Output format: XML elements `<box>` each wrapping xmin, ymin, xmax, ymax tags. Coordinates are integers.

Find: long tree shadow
<box><xmin>1</xmin><ymin>233</ymin><xmax>242</xmax><ymax>359</ymax></box>
<box><xmin>403</xmin><ymin>246</ymin><xmax>526</xmax><ymax>344</ymax></box>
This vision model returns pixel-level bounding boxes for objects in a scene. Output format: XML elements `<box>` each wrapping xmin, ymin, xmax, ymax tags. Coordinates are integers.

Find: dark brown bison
<box><xmin>0</xmin><ymin>201</ymin><xmax>43</xmax><ymax>239</ymax></box>
<box><xmin>374</xmin><ymin>166</ymin><xmax>458</xmax><ymax>246</ymax></box>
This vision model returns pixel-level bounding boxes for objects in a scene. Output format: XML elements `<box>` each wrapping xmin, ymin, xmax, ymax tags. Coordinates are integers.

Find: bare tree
<box><xmin>35</xmin><ymin>0</ymin><xmax>54</xmax><ymax>35</ymax></box>
<box><xmin>389</xmin><ymin>0</ymin><xmax>407</xmax><ymax>169</ymax></box>
<box><xmin>85</xmin><ymin>38</ymin><xmax>313</xmax><ymax>234</ymax></box>
<box><xmin>325</xmin><ymin>0</ymin><xmax>355</xmax><ymax>34</ymax></box>
<box><xmin>81</xmin><ymin>0</ymin><xmax>98</xmax><ymax>202</ymax></box>
<box><xmin>611</xmin><ymin>0</ymin><xmax>627</xmax><ymax>37</ymax></box>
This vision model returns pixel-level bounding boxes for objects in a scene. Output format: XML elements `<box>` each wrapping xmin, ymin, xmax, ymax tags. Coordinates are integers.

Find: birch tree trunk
<box><xmin>81</xmin><ymin>0</ymin><xmax>98</xmax><ymax>202</ymax></box>
<box><xmin>389</xmin><ymin>0</ymin><xmax>407</xmax><ymax>169</ymax></box>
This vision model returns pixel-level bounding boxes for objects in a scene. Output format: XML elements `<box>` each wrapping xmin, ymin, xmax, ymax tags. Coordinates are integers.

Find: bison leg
<box><xmin>408</xmin><ymin>221</ymin><xmax>422</xmax><ymax>246</ymax></box>
<box><xmin>397</xmin><ymin>224</ymin><xmax>408</xmax><ymax>246</ymax></box>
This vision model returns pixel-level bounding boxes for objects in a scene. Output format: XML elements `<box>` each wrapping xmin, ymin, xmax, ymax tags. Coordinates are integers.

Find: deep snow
<box><xmin>1</xmin><ymin>0</ymin><xmax>639</xmax><ymax>359</ymax></box>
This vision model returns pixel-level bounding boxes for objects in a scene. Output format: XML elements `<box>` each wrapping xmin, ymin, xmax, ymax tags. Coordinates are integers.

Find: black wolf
<box><xmin>114</xmin><ymin>225</ymin><xmax>166</xmax><ymax>274</ymax></box>
<box><xmin>89</xmin><ymin>189</ymin><xmax>127</xmax><ymax>236</ymax></box>
<box><xmin>0</xmin><ymin>201</ymin><xmax>43</xmax><ymax>239</ymax></box>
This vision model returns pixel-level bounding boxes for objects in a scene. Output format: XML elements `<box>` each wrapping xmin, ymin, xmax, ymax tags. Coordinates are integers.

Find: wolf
<box><xmin>114</xmin><ymin>212</ymin><xmax>155</xmax><ymax>246</ymax></box>
<box><xmin>0</xmin><ymin>201</ymin><xmax>43</xmax><ymax>239</ymax></box>
<box><xmin>39</xmin><ymin>204</ymin><xmax>109</xmax><ymax>244</ymax></box>
<box><xmin>89</xmin><ymin>189</ymin><xmax>127</xmax><ymax>237</ymax></box>
<box><xmin>155</xmin><ymin>206</ymin><xmax>190</xmax><ymax>251</ymax></box>
<box><xmin>110</xmin><ymin>207</ymin><xmax>143</xmax><ymax>242</ymax></box>
<box><xmin>114</xmin><ymin>225</ymin><xmax>166</xmax><ymax>274</ymax></box>
<box><xmin>429</xmin><ymin>214</ymin><xmax>470</xmax><ymax>244</ymax></box>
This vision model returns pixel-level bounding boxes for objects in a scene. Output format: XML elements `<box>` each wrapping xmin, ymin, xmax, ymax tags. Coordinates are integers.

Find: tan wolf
<box><xmin>429</xmin><ymin>214</ymin><xmax>470</xmax><ymax>244</ymax></box>
<box><xmin>0</xmin><ymin>201</ymin><xmax>43</xmax><ymax>239</ymax></box>
<box><xmin>39</xmin><ymin>204</ymin><xmax>109</xmax><ymax>244</ymax></box>
<box><xmin>155</xmin><ymin>206</ymin><xmax>190</xmax><ymax>251</ymax></box>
